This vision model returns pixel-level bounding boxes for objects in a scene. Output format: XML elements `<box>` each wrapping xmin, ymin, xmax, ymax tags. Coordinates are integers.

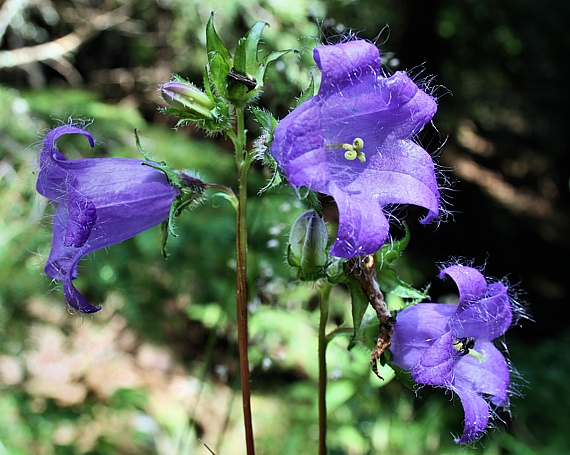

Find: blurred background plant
<box><xmin>1</xmin><ymin>0</ymin><xmax>568</xmax><ymax>453</ymax></box>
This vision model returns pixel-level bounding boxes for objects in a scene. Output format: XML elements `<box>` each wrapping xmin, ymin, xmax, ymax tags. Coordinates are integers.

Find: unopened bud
<box><xmin>288</xmin><ymin>209</ymin><xmax>329</xmax><ymax>275</ymax></box>
<box><xmin>160</xmin><ymin>81</ymin><xmax>215</xmax><ymax>119</ymax></box>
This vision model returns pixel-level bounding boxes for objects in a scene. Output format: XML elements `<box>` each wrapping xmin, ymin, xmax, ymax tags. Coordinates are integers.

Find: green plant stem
<box><xmin>318</xmin><ymin>281</ymin><xmax>332</xmax><ymax>455</ymax></box>
<box><xmin>232</xmin><ymin>107</ymin><xmax>255</xmax><ymax>455</ymax></box>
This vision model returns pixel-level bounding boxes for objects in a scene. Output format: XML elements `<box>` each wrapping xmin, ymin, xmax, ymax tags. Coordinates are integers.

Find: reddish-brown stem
<box><xmin>233</xmin><ymin>107</ymin><xmax>255</xmax><ymax>455</ymax></box>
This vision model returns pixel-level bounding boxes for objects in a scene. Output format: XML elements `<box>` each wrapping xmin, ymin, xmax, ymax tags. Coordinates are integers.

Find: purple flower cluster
<box><xmin>390</xmin><ymin>265</ymin><xmax>513</xmax><ymax>443</ymax></box>
<box><xmin>271</xmin><ymin>39</ymin><xmax>439</xmax><ymax>258</ymax></box>
<box><xmin>37</xmin><ymin>125</ymin><xmax>181</xmax><ymax>313</ymax></box>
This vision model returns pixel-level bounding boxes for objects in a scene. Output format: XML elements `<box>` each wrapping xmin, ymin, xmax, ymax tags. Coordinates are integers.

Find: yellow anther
<box><xmin>326</xmin><ymin>138</ymin><xmax>366</xmax><ymax>162</ymax></box>
<box><xmin>353</xmin><ymin>137</ymin><xmax>364</xmax><ymax>151</ymax></box>
<box><xmin>344</xmin><ymin>149</ymin><xmax>357</xmax><ymax>160</ymax></box>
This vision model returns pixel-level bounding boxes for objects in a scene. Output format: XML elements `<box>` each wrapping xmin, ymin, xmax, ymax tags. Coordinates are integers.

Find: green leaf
<box><xmin>349</xmin><ymin>315</ymin><xmax>379</xmax><ymax>351</ymax></box>
<box><xmin>259</xmin><ymin>49</ymin><xmax>292</xmax><ymax>83</ymax></box>
<box><xmin>377</xmin><ymin>267</ymin><xmax>430</xmax><ymax>306</ymax></box>
<box><xmin>206</xmin><ymin>12</ymin><xmax>230</xmax><ymax>65</ymax></box>
<box><xmin>377</xmin><ymin>222</ymin><xmax>411</xmax><ymax>265</ymax></box>
<box><xmin>296</xmin><ymin>75</ymin><xmax>315</xmax><ymax>107</ymax></box>
<box><xmin>207</xmin><ymin>51</ymin><xmax>230</xmax><ymax>98</ymax></box>
<box><xmin>234</xmin><ymin>21</ymin><xmax>268</xmax><ymax>78</ymax></box>
<box><xmin>203</xmin><ymin>70</ymin><xmax>214</xmax><ymax>98</ymax></box>
<box><xmin>373</xmin><ymin>223</ymin><xmax>429</xmax><ymax>307</ymax></box>
<box><xmin>233</xmin><ymin>39</ymin><xmax>247</xmax><ymax>77</ymax></box>
<box><xmin>251</xmin><ymin>107</ymin><xmax>278</xmax><ymax>135</ymax></box>
<box><xmin>345</xmin><ymin>275</ymin><xmax>371</xmax><ymax>347</ymax></box>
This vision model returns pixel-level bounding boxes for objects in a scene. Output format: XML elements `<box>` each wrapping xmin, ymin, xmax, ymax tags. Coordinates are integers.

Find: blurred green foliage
<box><xmin>1</xmin><ymin>0</ymin><xmax>569</xmax><ymax>454</ymax></box>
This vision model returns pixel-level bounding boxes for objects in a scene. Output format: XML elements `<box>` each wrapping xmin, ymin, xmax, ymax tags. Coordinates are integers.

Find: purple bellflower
<box><xmin>390</xmin><ymin>264</ymin><xmax>514</xmax><ymax>443</ymax></box>
<box><xmin>271</xmin><ymin>39</ymin><xmax>440</xmax><ymax>258</ymax></box>
<box><xmin>37</xmin><ymin>125</ymin><xmax>192</xmax><ymax>314</ymax></box>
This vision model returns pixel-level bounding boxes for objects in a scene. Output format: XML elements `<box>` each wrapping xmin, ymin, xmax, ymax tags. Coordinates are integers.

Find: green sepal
<box><xmin>160</xmin><ymin>107</ymin><xmax>209</xmax><ymax>123</ymax></box>
<box><xmin>258</xmin><ymin>153</ymin><xmax>283</xmax><ymax>193</ymax></box>
<box><xmin>377</xmin><ymin>222</ymin><xmax>411</xmax><ymax>265</ymax></box>
<box><xmin>134</xmin><ymin>130</ymin><xmax>205</xmax><ymax>257</ymax></box>
<box><xmin>374</xmin><ymin>223</ymin><xmax>429</xmax><ymax>307</ymax></box>
<box><xmin>251</xmin><ymin>107</ymin><xmax>282</xmax><ymax>192</ymax></box>
<box><xmin>296</xmin><ymin>75</ymin><xmax>316</xmax><ymax>107</ymax></box>
<box><xmin>159</xmin><ymin>182</ymin><xmax>205</xmax><ymax>258</ymax></box>
<box><xmin>162</xmin><ymin>104</ymin><xmax>230</xmax><ymax>132</ymax></box>
<box><xmin>298</xmin><ymin>187</ymin><xmax>322</xmax><ymax>215</ymax></box>
<box><xmin>203</xmin><ymin>69</ymin><xmax>215</xmax><ymax>99</ymax></box>
<box><xmin>324</xmin><ymin>256</ymin><xmax>348</xmax><ymax>284</ymax></box>
<box><xmin>251</xmin><ymin>107</ymin><xmax>278</xmax><ymax>134</ymax></box>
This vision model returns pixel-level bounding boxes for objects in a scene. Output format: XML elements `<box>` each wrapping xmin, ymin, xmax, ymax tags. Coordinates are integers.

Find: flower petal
<box><xmin>314</xmin><ymin>40</ymin><xmax>380</xmax><ymax>93</ymax></box>
<box><xmin>271</xmin><ymin>40</ymin><xmax>439</xmax><ymax>258</ymax></box>
<box><xmin>329</xmin><ymin>187</ymin><xmax>389</xmax><ymax>257</ymax></box>
<box><xmin>453</xmin><ymin>284</ymin><xmax>512</xmax><ymax>340</ymax></box>
<box><xmin>38</xmin><ymin>125</ymin><xmax>184</xmax><ymax>313</ymax></box>
<box><xmin>348</xmin><ymin>139</ymin><xmax>439</xmax><ymax>222</ymax></box>
<box><xmin>45</xmin><ymin>204</ymin><xmax>80</xmax><ymax>281</ymax></box>
<box><xmin>452</xmin><ymin>384</ymin><xmax>491</xmax><ymax>444</ymax></box>
<box><xmin>64</xmin><ymin>186</ymin><xmax>97</xmax><ymax>248</ymax></box>
<box><xmin>63</xmin><ymin>254</ymin><xmax>101</xmax><ymax>314</ymax></box>
<box><xmin>271</xmin><ymin>100</ymin><xmax>330</xmax><ymax>188</ymax></box>
<box><xmin>318</xmin><ymin>71</ymin><xmax>437</xmax><ymax>150</ymax></box>
<box><xmin>37</xmin><ymin>125</ymin><xmax>95</xmax><ymax>201</ymax></box>
<box><xmin>455</xmin><ymin>341</ymin><xmax>510</xmax><ymax>405</ymax></box>
<box><xmin>440</xmin><ymin>265</ymin><xmax>488</xmax><ymax>303</ymax></box>
<box><xmin>412</xmin><ymin>330</ymin><xmax>455</xmax><ymax>386</ymax></box>
<box><xmin>391</xmin><ymin>303</ymin><xmax>457</xmax><ymax>371</ymax></box>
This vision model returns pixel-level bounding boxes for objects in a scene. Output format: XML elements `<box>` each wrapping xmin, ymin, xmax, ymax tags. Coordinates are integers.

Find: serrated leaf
<box><xmin>206</xmin><ymin>12</ymin><xmax>230</xmax><ymax>65</ymax></box>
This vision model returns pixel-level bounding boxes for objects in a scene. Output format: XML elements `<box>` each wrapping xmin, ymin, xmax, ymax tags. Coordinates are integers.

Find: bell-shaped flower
<box><xmin>271</xmin><ymin>39</ymin><xmax>440</xmax><ymax>258</ymax></box>
<box><xmin>390</xmin><ymin>264</ymin><xmax>514</xmax><ymax>443</ymax></box>
<box><xmin>37</xmin><ymin>125</ymin><xmax>198</xmax><ymax>314</ymax></box>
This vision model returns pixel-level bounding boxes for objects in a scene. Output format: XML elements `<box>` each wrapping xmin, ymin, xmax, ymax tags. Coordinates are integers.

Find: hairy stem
<box><xmin>318</xmin><ymin>281</ymin><xmax>332</xmax><ymax>455</ymax></box>
<box><xmin>233</xmin><ymin>107</ymin><xmax>255</xmax><ymax>455</ymax></box>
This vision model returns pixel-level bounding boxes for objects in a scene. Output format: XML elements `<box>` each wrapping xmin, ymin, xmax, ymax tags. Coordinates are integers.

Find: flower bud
<box><xmin>288</xmin><ymin>209</ymin><xmax>329</xmax><ymax>275</ymax></box>
<box><xmin>160</xmin><ymin>81</ymin><xmax>215</xmax><ymax>119</ymax></box>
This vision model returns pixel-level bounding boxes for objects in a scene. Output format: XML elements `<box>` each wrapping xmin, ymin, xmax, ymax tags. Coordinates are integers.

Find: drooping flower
<box><xmin>37</xmin><ymin>125</ymin><xmax>202</xmax><ymax>314</ymax></box>
<box><xmin>390</xmin><ymin>264</ymin><xmax>514</xmax><ymax>443</ymax></box>
<box><xmin>271</xmin><ymin>39</ymin><xmax>440</xmax><ymax>258</ymax></box>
